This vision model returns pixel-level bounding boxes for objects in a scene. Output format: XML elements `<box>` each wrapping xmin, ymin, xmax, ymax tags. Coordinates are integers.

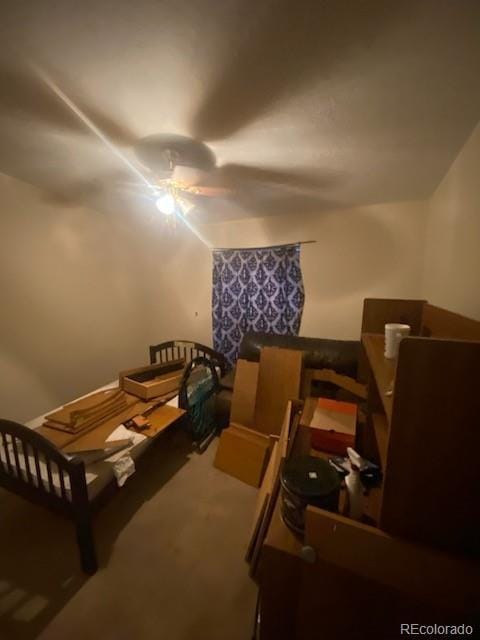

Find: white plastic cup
<box><xmin>384</xmin><ymin>323</ymin><xmax>411</xmax><ymax>359</ymax></box>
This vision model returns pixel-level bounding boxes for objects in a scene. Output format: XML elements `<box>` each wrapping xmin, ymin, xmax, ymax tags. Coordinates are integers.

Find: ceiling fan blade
<box><xmin>0</xmin><ymin>64</ymin><xmax>83</xmax><ymax>132</ymax></box>
<box><xmin>44</xmin><ymin>169</ymin><xmax>133</xmax><ymax>206</ymax></box>
<box><xmin>44</xmin><ymin>180</ymin><xmax>103</xmax><ymax>206</ymax></box>
<box><xmin>190</xmin><ymin>185</ymin><xmax>232</xmax><ymax>197</ymax></box>
<box><xmin>191</xmin><ymin>0</ymin><xmax>394</xmax><ymax>142</ymax></box>
<box><xmin>0</xmin><ymin>62</ymin><xmax>137</xmax><ymax>146</ymax></box>
<box><xmin>73</xmin><ymin>100</ymin><xmax>137</xmax><ymax>147</ymax></box>
<box><xmin>197</xmin><ymin>163</ymin><xmax>341</xmax><ymax>192</ymax></box>
<box><xmin>226</xmin><ymin>188</ymin><xmax>340</xmax><ymax>217</ymax></box>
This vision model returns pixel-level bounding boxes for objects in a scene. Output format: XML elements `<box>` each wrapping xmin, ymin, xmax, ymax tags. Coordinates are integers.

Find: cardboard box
<box><xmin>214</xmin><ymin>424</ymin><xmax>271</xmax><ymax>487</ymax></box>
<box><xmin>119</xmin><ymin>359</ymin><xmax>185</xmax><ymax>400</ymax></box>
<box><xmin>302</xmin><ymin>397</ymin><xmax>357</xmax><ymax>455</ymax></box>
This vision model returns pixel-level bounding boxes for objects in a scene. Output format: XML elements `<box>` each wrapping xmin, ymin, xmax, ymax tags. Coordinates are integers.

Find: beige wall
<box><xmin>422</xmin><ymin>121</ymin><xmax>480</xmax><ymax>320</ymax></box>
<box><xmin>0</xmin><ymin>174</ymin><xmax>211</xmax><ymax>423</ymax></box>
<box><xmin>6</xmin><ymin>115</ymin><xmax>479</xmax><ymax>425</ymax></box>
<box><xmin>199</xmin><ymin>200</ymin><xmax>428</xmax><ymax>340</ymax></box>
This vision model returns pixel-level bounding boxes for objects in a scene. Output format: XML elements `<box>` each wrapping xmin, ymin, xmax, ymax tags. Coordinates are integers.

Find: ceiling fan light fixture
<box><xmin>155</xmin><ymin>192</ymin><xmax>176</xmax><ymax>215</ymax></box>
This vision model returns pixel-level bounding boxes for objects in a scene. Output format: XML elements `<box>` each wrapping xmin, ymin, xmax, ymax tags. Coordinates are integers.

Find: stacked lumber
<box><xmin>44</xmin><ymin>388</ymin><xmax>130</xmax><ymax>434</ymax></box>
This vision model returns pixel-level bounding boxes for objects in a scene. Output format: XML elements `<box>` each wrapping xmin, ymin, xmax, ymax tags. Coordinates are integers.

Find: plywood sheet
<box><xmin>140</xmin><ymin>404</ymin><xmax>185</xmax><ymax>438</ymax></box>
<box><xmin>254</xmin><ymin>347</ymin><xmax>303</xmax><ymax>436</ymax></box>
<box><xmin>230</xmin><ymin>359</ymin><xmax>259</xmax><ymax>427</ymax></box>
<box><xmin>214</xmin><ymin>425</ymin><xmax>270</xmax><ymax>487</ymax></box>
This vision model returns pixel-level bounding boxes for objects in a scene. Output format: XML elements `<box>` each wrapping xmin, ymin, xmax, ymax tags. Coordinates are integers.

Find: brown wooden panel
<box><xmin>257</xmin><ymin>546</ymin><xmax>301</xmax><ymax>640</ymax></box>
<box><xmin>422</xmin><ymin>304</ymin><xmax>480</xmax><ymax>340</ymax></box>
<box><xmin>254</xmin><ymin>347</ymin><xmax>303</xmax><ymax>436</ymax></box>
<box><xmin>305</xmin><ymin>506</ymin><xmax>479</xmax><ymax>613</ymax></box>
<box><xmin>382</xmin><ymin>337</ymin><xmax>480</xmax><ymax>555</ymax></box>
<box><xmin>362</xmin><ymin>334</ymin><xmax>395</xmax><ymax>423</ymax></box>
<box><xmin>213</xmin><ymin>425</ymin><xmax>270</xmax><ymax>487</ymax></box>
<box><xmin>361</xmin><ymin>298</ymin><xmax>425</xmax><ymax>335</ymax></box>
<box><xmin>295</xmin><ymin>557</ymin><xmax>456</xmax><ymax>640</ymax></box>
<box><xmin>230</xmin><ymin>359</ymin><xmax>259</xmax><ymax>427</ymax></box>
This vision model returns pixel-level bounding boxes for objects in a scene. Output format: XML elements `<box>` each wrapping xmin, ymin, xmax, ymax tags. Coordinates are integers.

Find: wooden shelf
<box><xmin>361</xmin><ymin>302</ymin><xmax>480</xmax><ymax>556</ymax></box>
<box><xmin>372</xmin><ymin>413</ymin><xmax>388</xmax><ymax>468</ymax></box>
<box><xmin>362</xmin><ymin>334</ymin><xmax>395</xmax><ymax>422</ymax></box>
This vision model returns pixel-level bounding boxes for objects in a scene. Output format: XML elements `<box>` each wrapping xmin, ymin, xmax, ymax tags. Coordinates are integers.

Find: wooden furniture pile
<box><xmin>249</xmin><ymin>298</ymin><xmax>480</xmax><ymax>639</ymax></box>
<box><xmin>214</xmin><ymin>347</ymin><xmax>304</xmax><ymax>487</ymax></box>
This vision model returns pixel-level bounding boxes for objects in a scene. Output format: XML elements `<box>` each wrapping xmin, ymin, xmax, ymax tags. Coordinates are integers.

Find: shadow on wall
<box><xmin>0</xmin><ymin>196</ymin><xmax>160</xmax><ymax>422</ymax></box>
<box><xmin>252</xmin><ymin>206</ymin><xmax>400</xmax><ymax>299</ymax></box>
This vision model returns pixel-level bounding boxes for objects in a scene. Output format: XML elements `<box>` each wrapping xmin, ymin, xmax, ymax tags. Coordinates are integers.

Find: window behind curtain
<box><xmin>212</xmin><ymin>244</ymin><xmax>305</xmax><ymax>365</ymax></box>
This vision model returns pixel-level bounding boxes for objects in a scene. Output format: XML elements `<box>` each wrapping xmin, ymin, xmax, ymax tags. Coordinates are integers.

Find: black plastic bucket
<box><xmin>280</xmin><ymin>455</ymin><xmax>341</xmax><ymax>534</ymax></box>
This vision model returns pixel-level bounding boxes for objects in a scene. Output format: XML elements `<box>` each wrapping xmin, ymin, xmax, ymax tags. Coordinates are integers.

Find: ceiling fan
<box><xmin>123</xmin><ymin>133</ymin><xmax>231</xmax><ymax>217</ymax></box>
<box><xmin>0</xmin><ymin>0</ymin><xmax>377</xmax><ymax>216</ymax></box>
<box><xmin>114</xmin><ymin>131</ymin><xmax>339</xmax><ymax>220</ymax></box>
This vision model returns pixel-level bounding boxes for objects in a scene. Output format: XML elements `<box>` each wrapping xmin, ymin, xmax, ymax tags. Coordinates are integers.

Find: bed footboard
<box><xmin>0</xmin><ymin>419</ymin><xmax>97</xmax><ymax>574</ymax></box>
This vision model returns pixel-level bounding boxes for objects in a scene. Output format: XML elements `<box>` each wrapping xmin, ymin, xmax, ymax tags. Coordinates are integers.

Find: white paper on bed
<box><xmin>105</xmin><ymin>425</ymin><xmax>145</xmax><ymax>487</ymax></box>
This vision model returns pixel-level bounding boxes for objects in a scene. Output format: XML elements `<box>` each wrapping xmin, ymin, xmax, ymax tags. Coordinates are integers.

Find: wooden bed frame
<box><xmin>149</xmin><ymin>340</ymin><xmax>229</xmax><ymax>376</ymax></box>
<box><xmin>0</xmin><ymin>419</ymin><xmax>98</xmax><ymax>574</ymax></box>
<box><xmin>1</xmin><ymin>341</ymin><xmax>228</xmax><ymax>575</ymax></box>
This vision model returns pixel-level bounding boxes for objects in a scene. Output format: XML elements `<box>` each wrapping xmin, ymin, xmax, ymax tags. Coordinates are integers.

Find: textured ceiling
<box><xmin>1</xmin><ymin>0</ymin><xmax>480</xmax><ymax>224</ymax></box>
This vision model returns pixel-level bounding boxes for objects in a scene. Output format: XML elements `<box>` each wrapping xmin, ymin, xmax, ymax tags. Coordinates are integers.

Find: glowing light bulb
<box><xmin>155</xmin><ymin>192</ymin><xmax>176</xmax><ymax>215</ymax></box>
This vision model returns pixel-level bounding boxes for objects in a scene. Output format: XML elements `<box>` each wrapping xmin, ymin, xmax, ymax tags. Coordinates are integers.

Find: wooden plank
<box><xmin>250</xmin><ymin>459</ymin><xmax>284</xmax><ymax>579</ymax></box>
<box><xmin>264</xmin><ymin>494</ymin><xmax>302</xmax><ymax>557</ymax></box>
<box><xmin>214</xmin><ymin>425</ymin><xmax>270</xmax><ymax>487</ymax></box>
<box><xmin>44</xmin><ymin>396</ymin><xmax>128</xmax><ymax>433</ymax></box>
<box><xmin>245</xmin><ymin>493</ymin><xmax>269</xmax><ymax>564</ymax></box>
<box><xmin>278</xmin><ymin>401</ymin><xmax>292</xmax><ymax>459</ymax></box>
<box><xmin>45</xmin><ymin>388</ymin><xmax>125</xmax><ymax>426</ymax></box>
<box><xmin>371</xmin><ymin>412</ymin><xmax>388</xmax><ymax>468</ymax></box>
<box><xmin>309</xmin><ymin>368</ymin><xmax>367</xmax><ymax>399</ymax></box>
<box><xmin>254</xmin><ymin>347</ymin><xmax>303</xmax><ymax>436</ymax></box>
<box><xmin>248</xmin><ymin>401</ymin><xmax>295</xmax><ymax>556</ymax></box>
<box><xmin>381</xmin><ymin>337</ymin><xmax>480</xmax><ymax>555</ymax></box>
<box><xmin>250</xmin><ymin>442</ymin><xmax>279</xmax><ymax>538</ymax></box>
<box><xmin>305</xmin><ymin>506</ymin><xmax>480</xmax><ymax>612</ymax></box>
<box><xmin>230</xmin><ymin>359</ymin><xmax>259</xmax><ymax>428</ymax></box>
<box><xmin>362</xmin><ymin>334</ymin><xmax>395</xmax><ymax>423</ymax></box>
<box><xmin>139</xmin><ymin>404</ymin><xmax>185</xmax><ymax>438</ymax></box>
<box><xmin>422</xmin><ymin>303</ymin><xmax>480</xmax><ymax>340</ymax></box>
<box><xmin>37</xmin><ymin>398</ymin><xmax>147</xmax><ymax>449</ymax></box>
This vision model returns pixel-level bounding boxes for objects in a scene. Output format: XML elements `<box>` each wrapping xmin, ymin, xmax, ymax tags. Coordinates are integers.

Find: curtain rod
<box><xmin>212</xmin><ymin>240</ymin><xmax>316</xmax><ymax>252</ymax></box>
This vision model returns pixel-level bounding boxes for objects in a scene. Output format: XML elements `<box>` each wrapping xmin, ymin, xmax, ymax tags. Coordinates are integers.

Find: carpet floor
<box><xmin>0</xmin><ymin>429</ymin><xmax>258</xmax><ymax>640</ymax></box>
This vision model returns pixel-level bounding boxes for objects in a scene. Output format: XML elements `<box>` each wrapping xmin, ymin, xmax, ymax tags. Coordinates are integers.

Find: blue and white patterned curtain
<box><xmin>212</xmin><ymin>244</ymin><xmax>305</xmax><ymax>365</ymax></box>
